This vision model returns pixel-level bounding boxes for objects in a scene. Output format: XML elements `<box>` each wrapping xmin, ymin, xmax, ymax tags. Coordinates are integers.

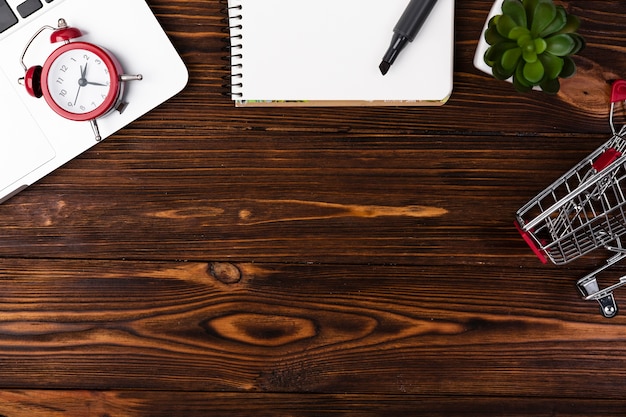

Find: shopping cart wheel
<box><xmin>577</xmin><ymin>277</ymin><xmax>620</xmax><ymax>318</ymax></box>
<box><xmin>597</xmin><ymin>293</ymin><xmax>618</xmax><ymax>318</ymax></box>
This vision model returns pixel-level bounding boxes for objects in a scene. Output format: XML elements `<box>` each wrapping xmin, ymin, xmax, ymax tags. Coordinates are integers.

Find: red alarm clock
<box><xmin>19</xmin><ymin>18</ymin><xmax>142</xmax><ymax>141</ymax></box>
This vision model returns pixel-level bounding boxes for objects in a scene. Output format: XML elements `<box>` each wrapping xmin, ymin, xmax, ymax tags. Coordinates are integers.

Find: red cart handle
<box><xmin>610</xmin><ymin>80</ymin><xmax>626</xmax><ymax>135</ymax></box>
<box><xmin>611</xmin><ymin>80</ymin><xmax>626</xmax><ymax>103</ymax></box>
<box><xmin>514</xmin><ymin>221</ymin><xmax>548</xmax><ymax>264</ymax></box>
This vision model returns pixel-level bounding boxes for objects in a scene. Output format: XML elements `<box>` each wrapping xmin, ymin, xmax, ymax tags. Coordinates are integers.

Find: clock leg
<box><xmin>116</xmin><ymin>102</ymin><xmax>129</xmax><ymax>114</ymax></box>
<box><xmin>120</xmin><ymin>74</ymin><xmax>143</xmax><ymax>83</ymax></box>
<box><xmin>90</xmin><ymin>119</ymin><xmax>102</xmax><ymax>142</ymax></box>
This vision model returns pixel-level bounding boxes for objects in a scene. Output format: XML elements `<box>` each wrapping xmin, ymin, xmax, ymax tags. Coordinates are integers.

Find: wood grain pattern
<box><xmin>2</xmin><ymin>0</ymin><xmax>626</xmax><ymax>415</ymax></box>
<box><xmin>4</xmin><ymin>391</ymin><xmax>626</xmax><ymax>417</ymax></box>
<box><xmin>0</xmin><ymin>258</ymin><xmax>622</xmax><ymax>394</ymax></box>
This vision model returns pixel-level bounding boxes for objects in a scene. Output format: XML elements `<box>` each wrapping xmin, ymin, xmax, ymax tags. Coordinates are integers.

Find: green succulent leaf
<box><xmin>513</xmin><ymin>61</ymin><xmax>533</xmax><ymax>91</ymax></box>
<box><xmin>534</xmin><ymin>38</ymin><xmax>547</xmax><ymax>54</ymax></box>
<box><xmin>556</xmin><ymin>14</ymin><xmax>581</xmax><ymax>34</ymax></box>
<box><xmin>523</xmin><ymin>59</ymin><xmax>545</xmax><ymax>83</ymax></box>
<box><xmin>560</xmin><ymin>56</ymin><xmax>577</xmax><ymax>78</ymax></box>
<box><xmin>496</xmin><ymin>14</ymin><xmax>520</xmax><ymax>38</ymax></box>
<box><xmin>502</xmin><ymin>0</ymin><xmax>527</xmax><ymax>27</ymax></box>
<box><xmin>538</xmin><ymin>52</ymin><xmax>564</xmax><ymax>79</ymax></box>
<box><xmin>509</xmin><ymin>26</ymin><xmax>530</xmax><ymax>40</ymax></box>
<box><xmin>501</xmin><ymin>47</ymin><xmax>522</xmax><ymax>71</ymax></box>
<box><xmin>538</xmin><ymin>6</ymin><xmax>567</xmax><ymax>37</ymax></box>
<box><xmin>516</xmin><ymin>33</ymin><xmax>532</xmax><ymax>48</ymax></box>
<box><xmin>484</xmin><ymin>41</ymin><xmax>518</xmax><ymax>66</ymax></box>
<box><xmin>545</xmin><ymin>33</ymin><xmax>576</xmax><ymax>56</ymax></box>
<box><xmin>522</xmin><ymin>49</ymin><xmax>537</xmax><ymax>63</ymax></box>
<box><xmin>568</xmin><ymin>33</ymin><xmax>586</xmax><ymax>55</ymax></box>
<box><xmin>521</xmin><ymin>39</ymin><xmax>537</xmax><ymax>62</ymax></box>
<box><xmin>485</xmin><ymin>23</ymin><xmax>508</xmax><ymax>45</ymax></box>
<box><xmin>531</xmin><ymin>1</ymin><xmax>557</xmax><ymax>37</ymax></box>
<box><xmin>493</xmin><ymin>60</ymin><xmax>516</xmax><ymax>80</ymax></box>
<box><xmin>523</xmin><ymin>0</ymin><xmax>540</xmax><ymax>24</ymax></box>
<box><xmin>513</xmin><ymin>76</ymin><xmax>534</xmax><ymax>92</ymax></box>
<box><xmin>539</xmin><ymin>77</ymin><xmax>560</xmax><ymax>94</ymax></box>
<box><xmin>484</xmin><ymin>49</ymin><xmax>499</xmax><ymax>69</ymax></box>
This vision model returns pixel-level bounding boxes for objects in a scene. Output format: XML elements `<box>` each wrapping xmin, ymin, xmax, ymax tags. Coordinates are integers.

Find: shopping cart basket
<box><xmin>515</xmin><ymin>80</ymin><xmax>626</xmax><ymax>318</ymax></box>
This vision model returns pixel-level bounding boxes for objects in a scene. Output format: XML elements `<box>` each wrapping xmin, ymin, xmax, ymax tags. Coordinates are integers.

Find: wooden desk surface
<box><xmin>1</xmin><ymin>0</ymin><xmax>626</xmax><ymax>415</ymax></box>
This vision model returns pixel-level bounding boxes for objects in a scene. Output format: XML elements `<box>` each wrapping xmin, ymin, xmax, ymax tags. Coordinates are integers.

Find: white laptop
<box><xmin>0</xmin><ymin>0</ymin><xmax>188</xmax><ymax>203</ymax></box>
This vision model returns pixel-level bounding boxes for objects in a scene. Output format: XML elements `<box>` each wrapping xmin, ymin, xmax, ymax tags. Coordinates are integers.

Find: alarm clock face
<box><xmin>42</xmin><ymin>42</ymin><xmax>121</xmax><ymax>121</ymax></box>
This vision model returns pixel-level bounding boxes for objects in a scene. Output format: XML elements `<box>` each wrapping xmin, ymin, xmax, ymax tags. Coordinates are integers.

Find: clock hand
<box><xmin>74</xmin><ymin>64</ymin><xmax>84</xmax><ymax>106</ymax></box>
<box><xmin>80</xmin><ymin>64</ymin><xmax>108</xmax><ymax>87</ymax></box>
<box><xmin>73</xmin><ymin>86</ymin><xmax>81</xmax><ymax>106</ymax></box>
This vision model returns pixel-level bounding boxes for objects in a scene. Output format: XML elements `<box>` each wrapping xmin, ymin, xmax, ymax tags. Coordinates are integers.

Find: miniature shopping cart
<box><xmin>515</xmin><ymin>80</ymin><xmax>626</xmax><ymax>318</ymax></box>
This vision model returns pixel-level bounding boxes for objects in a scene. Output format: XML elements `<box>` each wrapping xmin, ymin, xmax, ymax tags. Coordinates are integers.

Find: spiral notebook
<box><xmin>224</xmin><ymin>0</ymin><xmax>455</xmax><ymax>107</ymax></box>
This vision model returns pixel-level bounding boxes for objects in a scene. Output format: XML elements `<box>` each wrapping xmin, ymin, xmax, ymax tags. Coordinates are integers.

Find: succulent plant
<box><xmin>483</xmin><ymin>0</ymin><xmax>585</xmax><ymax>93</ymax></box>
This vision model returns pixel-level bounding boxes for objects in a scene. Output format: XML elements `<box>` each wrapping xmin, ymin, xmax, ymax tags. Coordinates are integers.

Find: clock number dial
<box><xmin>46</xmin><ymin>47</ymin><xmax>114</xmax><ymax>116</ymax></box>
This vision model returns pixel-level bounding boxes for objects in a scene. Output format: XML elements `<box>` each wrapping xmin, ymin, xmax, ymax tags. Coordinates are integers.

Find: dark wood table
<box><xmin>1</xmin><ymin>1</ymin><xmax>626</xmax><ymax>415</ymax></box>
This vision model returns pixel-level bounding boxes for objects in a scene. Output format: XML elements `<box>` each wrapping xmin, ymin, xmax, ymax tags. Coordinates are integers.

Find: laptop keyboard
<box><xmin>0</xmin><ymin>0</ymin><xmax>53</xmax><ymax>33</ymax></box>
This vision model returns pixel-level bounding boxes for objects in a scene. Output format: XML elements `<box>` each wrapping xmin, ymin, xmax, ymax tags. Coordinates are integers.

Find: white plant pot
<box><xmin>473</xmin><ymin>0</ymin><xmax>504</xmax><ymax>76</ymax></box>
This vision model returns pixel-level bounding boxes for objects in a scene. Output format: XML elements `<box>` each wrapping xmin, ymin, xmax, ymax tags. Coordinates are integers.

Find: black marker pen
<box><xmin>379</xmin><ymin>0</ymin><xmax>439</xmax><ymax>75</ymax></box>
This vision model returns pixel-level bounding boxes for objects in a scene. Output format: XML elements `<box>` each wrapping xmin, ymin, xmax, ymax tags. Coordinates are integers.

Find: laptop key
<box><xmin>0</xmin><ymin>0</ymin><xmax>18</xmax><ymax>33</ymax></box>
<box><xmin>17</xmin><ymin>0</ymin><xmax>42</xmax><ymax>18</ymax></box>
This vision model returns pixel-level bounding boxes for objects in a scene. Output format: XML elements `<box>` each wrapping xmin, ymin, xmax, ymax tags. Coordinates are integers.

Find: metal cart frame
<box><xmin>515</xmin><ymin>80</ymin><xmax>626</xmax><ymax>318</ymax></box>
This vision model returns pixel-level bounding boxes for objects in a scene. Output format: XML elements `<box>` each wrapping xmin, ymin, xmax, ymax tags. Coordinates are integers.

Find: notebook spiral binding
<box><xmin>220</xmin><ymin>0</ymin><xmax>243</xmax><ymax>97</ymax></box>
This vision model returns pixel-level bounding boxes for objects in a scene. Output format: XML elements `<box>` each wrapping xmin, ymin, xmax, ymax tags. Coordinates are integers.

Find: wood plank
<box><xmin>0</xmin><ymin>259</ymin><xmax>623</xmax><ymax>397</ymax></box>
<box><xmin>0</xmin><ymin>133</ymin><xmax>612</xmax><ymax>264</ymax></box>
<box><xmin>0</xmin><ymin>391</ymin><xmax>625</xmax><ymax>417</ymax></box>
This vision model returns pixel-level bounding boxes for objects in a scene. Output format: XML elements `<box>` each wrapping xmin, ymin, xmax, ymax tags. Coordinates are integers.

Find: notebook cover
<box><xmin>224</xmin><ymin>0</ymin><xmax>455</xmax><ymax>107</ymax></box>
